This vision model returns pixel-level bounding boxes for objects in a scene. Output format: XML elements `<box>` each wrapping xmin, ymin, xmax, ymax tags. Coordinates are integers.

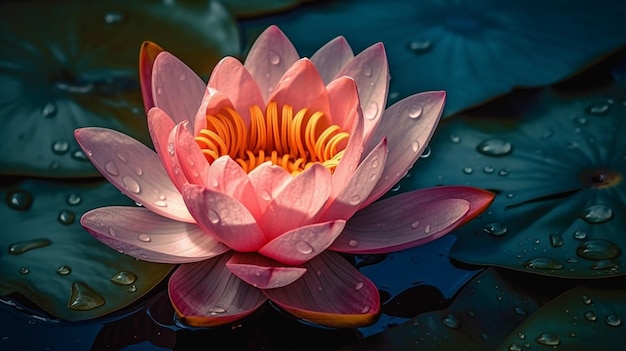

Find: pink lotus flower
<box><xmin>74</xmin><ymin>26</ymin><xmax>493</xmax><ymax>328</ymax></box>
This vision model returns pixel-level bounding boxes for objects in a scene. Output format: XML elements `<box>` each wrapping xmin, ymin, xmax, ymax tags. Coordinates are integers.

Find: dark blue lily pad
<box><xmin>0</xmin><ymin>177</ymin><xmax>173</xmax><ymax>321</ymax></box>
<box><xmin>240</xmin><ymin>0</ymin><xmax>626</xmax><ymax>116</ymax></box>
<box><xmin>0</xmin><ymin>0</ymin><xmax>238</xmax><ymax>177</ymax></box>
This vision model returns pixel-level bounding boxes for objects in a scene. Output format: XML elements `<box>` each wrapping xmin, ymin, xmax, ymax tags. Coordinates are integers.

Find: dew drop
<box><xmin>476</xmin><ymin>138</ymin><xmax>513</xmax><ymax>157</ymax></box>
<box><xmin>483</xmin><ymin>165</ymin><xmax>495</xmax><ymax>174</ymax></box>
<box><xmin>296</xmin><ymin>241</ymin><xmax>314</xmax><ymax>255</ymax></box>
<box><xmin>576</xmin><ymin>239</ymin><xmax>621</xmax><ymax>260</ymax></box>
<box><xmin>348</xmin><ymin>239</ymin><xmax>358</xmax><ymax>247</ymax></box>
<box><xmin>111</xmin><ymin>271</ymin><xmax>137</xmax><ymax>285</ymax></box>
<box><xmin>8</xmin><ymin>238</ymin><xmax>52</xmax><ymax>255</ymax></box>
<box><xmin>535</xmin><ymin>333</ymin><xmax>560</xmax><ymax>346</ymax></box>
<box><xmin>363</xmin><ymin>64</ymin><xmax>372</xmax><ymax>77</ymax></box>
<box><xmin>108</xmin><ymin>227</ymin><xmax>117</xmax><ymax>237</ymax></box>
<box><xmin>581</xmin><ymin>204</ymin><xmax>613</xmax><ymax>223</ymax></box>
<box><xmin>585</xmin><ymin>101</ymin><xmax>612</xmax><ymax>116</ymax></box>
<box><xmin>178</xmin><ymin>73</ymin><xmax>186</xmax><ymax>81</ymax></box>
<box><xmin>167</xmin><ymin>143</ymin><xmax>175</xmax><ymax>155</ymax></box>
<box><xmin>68</xmin><ymin>282</ymin><xmax>106</xmax><ymax>311</ymax></box>
<box><xmin>410</xmin><ymin>221</ymin><xmax>420</xmax><ymax>229</ymax></box>
<box><xmin>137</xmin><ymin>234</ymin><xmax>151</xmax><ymax>242</ymax></box>
<box><xmin>51</xmin><ymin>140</ymin><xmax>70</xmax><ymax>155</ymax></box>
<box><xmin>508</xmin><ymin>343</ymin><xmax>523</xmax><ymax>351</ymax></box>
<box><xmin>523</xmin><ymin>257</ymin><xmax>563</xmax><ymax>270</ymax></box>
<box><xmin>371</xmin><ymin>158</ymin><xmax>379</xmax><ymax>168</ymax></box>
<box><xmin>127</xmin><ymin>284</ymin><xmax>137</xmax><ymax>293</ymax></box>
<box><xmin>134</xmin><ymin>167</ymin><xmax>143</xmax><ymax>176</ymax></box>
<box><xmin>349</xmin><ymin>194</ymin><xmax>361</xmax><ymax>205</ymax></box>
<box><xmin>424</xmin><ymin>224</ymin><xmax>431</xmax><ymax>234</ymax></box>
<box><xmin>153</xmin><ymin>200</ymin><xmax>168</xmax><ymax>207</ymax></box>
<box><xmin>104</xmin><ymin>162</ymin><xmax>119</xmax><ymax>176</ymax></box>
<box><xmin>549</xmin><ymin>233</ymin><xmax>563</xmax><ymax>248</ymax></box>
<box><xmin>573</xmin><ymin>230</ymin><xmax>588</xmax><ymax>240</ymax></box>
<box><xmin>584</xmin><ymin>311</ymin><xmax>597</xmax><ymax>321</ymax></box>
<box><xmin>441</xmin><ymin>314</ymin><xmax>460</xmax><ymax>329</ymax></box>
<box><xmin>207</xmin><ymin>210</ymin><xmax>220</xmax><ymax>224</ymax></box>
<box><xmin>71</xmin><ymin>149</ymin><xmax>89</xmax><ymax>162</ymax></box>
<box><xmin>6</xmin><ymin>190</ymin><xmax>33</xmax><ymax>211</ymax></box>
<box><xmin>354</xmin><ymin>282</ymin><xmax>364</xmax><ymax>291</ymax></box>
<box><xmin>582</xmin><ymin>295</ymin><xmax>592</xmax><ymax>305</ymax></box>
<box><xmin>42</xmin><ymin>102</ymin><xmax>57</xmax><ymax>118</ymax></box>
<box><xmin>208</xmin><ymin>306</ymin><xmax>227</xmax><ymax>315</ymax></box>
<box><xmin>364</xmin><ymin>101</ymin><xmax>379</xmax><ymax>120</ymax></box>
<box><xmin>483</xmin><ymin>223</ymin><xmax>507</xmax><ymax>237</ymax></box>
<box><xmin>268</xmin><ymin>50</ymin><xmax>281</xmax><ymax>65</ymax></box>
<box><xmin>449</xmin><ymin>134</ymin><xmax>461</xmax><ymax>143</ymax></box>
<box><xmin>606</xmin><ymin>314</ymin><xmax>622</xmax><ymax>327</ymax></box>
<box><xmin>103</xmin><ymin>11</ymin><xmax>126</xmax><ymax>25</ymax></box>
<box><xmin>19</xmin><ymin>267</ymin><xmax>29</xmax><ymax>275</ymax></box>
<box><xmin>56</xmin><ymin>265</ymin><xmax>71</xmax><ymax>275</ymax></box>
<box><xmin>260</xmin><ymin>190</ymin><xmax>272</xmax><ymax>201</ymax></box>
<box><xmin>589</xmin><ymin>259</ymin><xmax>620</xmax><ymax>270</ymax></box>
<box><xmin>408</xmin><ymin>104</ymin><xmax>423</xmax><ymax>118</ymax></box>
<box><xmin>57</xmin><ymin>210</ymin><xmax>75</xmax><ymax>225</ymax></box>
<box><xmin>498</xmin><ymin>169</ymin><xmax>510</xmax><ymax>176</ymax></box>
<box><xmin>407</xmin><ymin>40</ymin><xmax>433</xmax><ymax>54</ymax></box>
<box><xmin>49</xmin><ymin>161</ymin><xmax>60</xmax><ymax>170</ymax></box>
<box><xmin>514</xmin><ymin>307</ymin><xmax>527</xmax><ymax>316</ymax></box>
<box><xmin>411</xmin><ymin>140</ymin><xmax>420</xmax><ymax>152</ymax></box>
<box><xmin>122</xmin><ymin>176</ymin><xmax>141</xmax><ymax>194</ymax></box>
<box><xmin>462</xmin><ymin>167</ymin><xmax>473</xmax><ymax>175</ymax></box>
<box><xmin>67</xmin><ymin>193</ymin><xmax>82</xmax><ymax>206</ymax></box>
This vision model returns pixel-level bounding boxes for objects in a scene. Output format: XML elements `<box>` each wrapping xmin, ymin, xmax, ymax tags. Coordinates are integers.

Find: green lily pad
<box><xmin>340</xmin><ymin>268</ymin><xmax>567</xmax><ymax>350</ymax></box>
<box><xmin>240</xmin><ymin>0</ymin><xmax>626</xmax><ymax>116</ymax></box>
<box><xmin>399</xmin><ymin>69</ymin><xmax>626</xmax><ymax>278</ymax></box>
<box><xmin>220</xmin><ymin>0</ymin><xmax>312</xmax><ymax>18</ymax></box>
<box><xmin>0</xmin><ymin>177</ymin><xmax>173</xmax><ymax>321</ymax></box>
<box><xmin>0</xmin><ymin>0</ymin><xmax>238</xmax><ymax>178</ymax></box>
<box><xmin>496</xmin><ymin>285</ymin><xmax>626</xmax><ymax>350</ymax></box>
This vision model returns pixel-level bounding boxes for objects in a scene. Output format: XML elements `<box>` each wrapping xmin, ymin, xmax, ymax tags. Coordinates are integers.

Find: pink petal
<box><xmin>263</xmin><ymin>251</ymin><xmax>379</xmax><ymax>328</ymax></box>
<box><xmin>310</xmin><ymin>36</ymin><xmax>354</xmax><ymax>84</ymax></box>
<box><xmin>361</xmin><ymin>91</ymin><xmax>446</xmax><ymax>208</ymax></box>
<box><xmin>247</xmin><ymin>162</ymin><xmax>293</xmax><ymax>213</ymax></box>
<box><xmin>244</xmin><ymin>25</ymin><xmax>300</xmax><ymax>102</ymax></box>
<box><xmin>152</xmin><ymin>52</ymin><xmax>207</xmax><ymax>125</ymax></box>
<box><xmin>169</xmin><ymin>252</ymin><xmax>267</xmax><ymax>327</ymax></box>
<box><xmin>182</xmin><ymin>184</ymin><xmax>266</xmax><ymax>252</ymax></box>
<box><xmin>267</xmin><ymin>58</ymin><xmax>330</xmax><ymax>120</ymax></box>
<box><xmin>81</xmin><ymin>206</ymin><xmax>229</xmax><ymax>263</ymax></box>
<box><xmin>74</xmin><ymin>127</ymin><xmax>194</xmax><ymax>223</ymax></box>
<box><xmin>326</xmin><ymin>76</ymin><xmax>360</xmax><ymax>131</ymax></box>
<box><xmin>208</xmin><ymin>57</ymin><xmax>265</xmax><ymax>124</ymax></box>
<box><xmin>259</xmin><ymin>164</ymin><xmax>331</xmax><ymax>240</ymax></box>
<box><xmin>226</xmin><ymin>252</ymin><xmax>306</xmax><ymax>289</ymax></box>
<box><xmin>192</xmin><ymin>87</ymin><xmax>234</xmax><ymax>136</ymax></box>
<box><xmin>319</xmin><ymin>139</ymin><xmax>387</xmax><ymax>222</ymax></box>
<box><xmin>334</xmin><ymin>43</ymin><xmax>389</xmax><ymax>144</ymax></box>
<box><xmin>331</xmin><ymin>186</ymin><xmax>495</xmax><ymax>254</ymax></box>
<box><xmin>258</xmin><ymin>220</ymin><xmax>346</xmax><ymax>266</ymax></box>
<box><xmin>147</xmin><ymin>107</ymin><xmax>179</xmax><ymax>189</ymax></box>
<box><xmin>209</xmin><ymin>156</ymin><xmax>261</xmax><ymax>220</ymax></box>
<box><xmin>171</xmin><ymin>121</ymin><xmax>210</xmax><ymax>188</ymax></box>
<box><xmin>139</xmin><ymin>41</ymin><xmax>164</xmax><ymax>112</ymax></box>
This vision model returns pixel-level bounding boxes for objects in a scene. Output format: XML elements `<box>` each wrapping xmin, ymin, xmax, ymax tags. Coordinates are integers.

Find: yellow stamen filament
<box><xmin>194</xmin><ymin>102</ymin><xmax>350</xmax><ymax>176</ymax></box>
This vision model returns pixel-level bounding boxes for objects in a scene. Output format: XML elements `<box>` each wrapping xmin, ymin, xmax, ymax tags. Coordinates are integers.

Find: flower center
<box><xmin>194</xmin><ymin>102</ymin><xmax>349</xmax><ymax>176</ymax></box>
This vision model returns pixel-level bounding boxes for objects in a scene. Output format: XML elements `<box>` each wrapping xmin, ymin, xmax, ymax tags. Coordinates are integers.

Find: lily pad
<box><xmin>399</xmin><ymin>71</ymin><xmax>626</xmax><ymax>278</ymax></box>
<box><xmin>239</xmin><ymin>0</ymin><xmax>626</xmax><ymax>116</ymax></box>
<box><xmin>496</xmin><ymin>285</ymin><xmax>626</xmax><ymax>350</ymax></box>
<box><xmin>219</xmin><ymin>0</ymin><xmax>313</xmax><ymax>18</ymax></box>
<box><xmin>0</xmin><ymin>0</ymin><xmax>238</xmax><ymax>177</ymax></box>
<box><xmin>0</xmin><ymin>177</ymin><xmax>173</xmax><ymax>321</ymax></box>
<box><xmin>340</xmin><ymin>268</ymin><xmax>567</xmax><ymax>350</ymax></box>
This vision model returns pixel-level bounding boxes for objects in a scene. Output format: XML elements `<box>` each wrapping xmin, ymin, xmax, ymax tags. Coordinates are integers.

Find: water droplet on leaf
<box><xmin>56</xmin><ymin>265</ymin><xmax>71</xmax><ymax>275</ymax></box>
<box><xmin>6</xmin><ymin>190</ymin><xmax>33</xmax><ymax>211</ymax></box>
<box><xmin>111</xmin><ymin>271</ymin><xmax>137</xmax><ymax>285</ymax></box>
<box><xmin>535</xmin><ymin>333</ymin><xmax>560</xmax><ymax>346</ymax></box>
<box><xmin>606</xmin><ymin>314</ymin><xmax>622</xmax><ymax>327</ymax></box>
<box><xmin>476</xmin><ymin>138</ymin><xmax>513</xmax><ymax>157</ymax></box>
<box><xmin>573</xmin><ymin>230</ymin><xmax>587</xmax><ymax>240</ymax></box>
<box><xmin>549</xmin><ymin>233</ymin><xmax>563</xmax><ymax>247</ymax></box>
<box><xmin>407</xmin><ymin>40</ymin><xmax>433</xmax><ymax>54</ymax></box>
<box><xmin>523</xmin><ymin>257</ymin><xmax>563</xmax><ymax>270</ymax></box>
<box><xmin>103</xmin><ymin>11</ymin><xmax>126</xmax><ymax>25</ymax></box>
<box><xmin>68</xmin><ymin>282</ymin><xmax>106</xmax><ymax>311</ymax></box>
<box><xmin>51</xmin><ymin>140</ymin><xmax>70</xmax><ymax>155</ymax></box>
<box><xmin>441</xmin><ymin>314</ymin><xmax>460</xmax><ymax>329</ymax></box>
<box><xmin>57</xmin><ymin>210</ymin><xmax>75</xmax><ymax>225</ymax></box>
<box><xmin>576</xmin><ymin>239</ymin><xmax>621</xmax><ymax>260</ymax></box>
<box><xmin>8</xmin><ymin>238</ymin><xmax>52</xmax><ymax>255</ymax></box>
<box><xmin>42</xmin><ymin>102</ymin><xmax>57</xmax><ymax>118</ymax></box>
<box><xmin>483</xmin><ymin>223</ymin><xmax>508</xmax><ymax>237</ymax></box>
<box><xmin>581</xmin><ymin>204</ymin><xmax>613</xmax><ymax>223</ymax></box>
<box><xmin>584</xmin><ymin>311</ymin><xmax>597</xmax><ymax>321</ymax></box>
<box><xmin>19</xmin><ymin>267</ymin><xmax>29</xmax><ymax>275</ymax></box>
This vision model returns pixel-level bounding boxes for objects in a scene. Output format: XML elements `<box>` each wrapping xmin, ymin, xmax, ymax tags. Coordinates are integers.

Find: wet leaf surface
<box><xmin>399</xmin><ymin>60</ymin><xmax>626</xmax><ymax>278</ymax></box>
<box><xmin>0</xmin><ymin>177</ymin><xmax>173</xmax><ymax>321</ymax></box>
<box><xmin>240</xmin><ymin>0</ymin><xmax>626</xmax><ymax>116</ymax></box>
<box><xmin>0</xmin><ymin>0</ymin><xmax>238</xmax><ymax>177</ymax></box>
<box><xmin>219</xmin><ymin>0</ymin><xmax>312</xmax><ymax>18</ymax></box>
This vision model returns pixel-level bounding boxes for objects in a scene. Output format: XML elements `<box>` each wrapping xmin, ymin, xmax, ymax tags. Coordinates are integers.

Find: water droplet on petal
<box><xmin>122</xmin><ymin>176</ymin><xmax>141</xmax><ymax>194</ymax></box>
<box><xmin>576</xmin><ymin>239</ymin><xmax>621</xmax><ymax>260</ymax></box>
<box><xmin>424</xmin><ymin>224</ymin><xmax>431</xmax><ymax>234</ymax></box>
<box><xmin>207</xmin><ymin>210</ymin><xmax>220</xmax><ymax>224</ymax></box>
<box><xmin>296</xmin><ymin>241</ymin><xmax>314</xmax><ymax>255</ymax></box>
<box><xmin>523</xmin><ymin>257</ymin><xmax>563</xmax><ymax>270</ymax></box>
<box><xmin>606</xmin><ymin>314</ymin><xmax>622</xmax><ymax>327</ymax></box>
<box><xmin>68</xmin><ymin>282</ymin><xmax>106</xmax><ymax>311</ymax></box>
<box><xmin>111</xmin><ymin>271</ymin><xmax>137</xmax><ymax>285</ymax></box>
<box><xmin>6</xmin><ymin>190</ymin><xmax>33</xmax><ymax>211</ymax></box>
<box><xmin>411</xmin><ymin>140</ymin><xmax>420</xmax><ymax>152</ymax></box>
<box><xmin>364</xmin><ymin>101</ymin><xmax>379</xmax><ymax>120</ymax></box>
<box><xmin>361</xmin><ymin>306</ymin><xmax>370</xmax><ymax>314</ymax></box>
<box><xmin>581</xmin><ymin>204</ymin><xmax>613</xmax><ymax>223</ymax></box>
<box><xmin>153</xmin><ymin>200</ymin><xmax>167</xmax><ymax>207</ymax></box>
<box><xmin>441</xmin><ymin>314</ymin><xmax>460</xmax><ymax>329</ymax></box>
<box><xmin>476</xmin><ymin>138</ymin><xmax>513</xmax><ymax>157</ymax></box>
<box><xmin>137</xmin><ymin>234</ymin><xmax>151</xmax><ymax>242</ymax></box>
<box><xmin>371</xmin><ymin>159</ymin><xmax>379</xmax><ymax>168</ymax></box>
<box><xmin>8</xmin><ymin>238</ymin><xmax>52</xmax><ymax>255</ymax></box>
<box><xmin>42</xmin><ymin>102</ymin><xmax>57</xmax><ymax>118</ymax></box>
<box><xmin>269</xmin><ymin>50</ymin><xmax>281</xmax><ymax>65</ymax></box>
<box><xmin>178</xmin><ymin>73</ymin><xmax>186</xmax><ymax>81</ymax></box>
<box><xmin>116</xmin><ymin>152</ymin><xmax>128</xmax><ymax>163</ymax></box>
<box><xmin>535</xmin><ymin>333</ymin><xmax>560</xmax><ymax>346</ymax></box>
<box><xmin>57</xmin><ymin>210</ymin><xmax>75</xmax><ymax>225</ymax></box>
<box><xmin>408</xmin><ymin>104</ymin><xmax>423</xmax><ymax>119</ymax></box>
<box><xmin>104</xmin><ymin>162</ymin><xmax>119</xmax><ymax>176</ymax></box>
<box><xmin>167</xmin><ymin>143</ymin><xmax>175</xmax><ymax>155</ymax></box>
<box><xmin>410</xmin><ymin>221</ymin><xmax>421</xmax><ymax>229</ymax></box>
<box><xmin>134</xmin><ymin>167</ymin><xmax>143</xmax><ymax>176</ymax></box>
<box><xmin>348</xmin><ymin>239</ymin><xmax>358</xmax><ymax>247</ymax></box>
<box><xmin>354</xmin><ymin>282</ymin><xmax>364</xmax><ymax>291</ymax></box>
<box><xmin>51</xmin><ymin>140</ymin><xmax>70</xmax><ymax>155</ymax></box>
<box><xmin>56</xmin><ymin>265</ymin><xmax>72</xmax><ymax>275</ymax></box>
<box><xmin>208</xmin><ymin>306</ymin><xmax>227</xmax><ymax>315</ymax></box>
<box><xmin>363</xmin><ymin>64</ymin><xmax>372</xmax><ymax>77</ymax></box>
<box><xmin>349</xmin><ymin>194</ymin><xmax>361</xmax><ymax>205</ymax></box>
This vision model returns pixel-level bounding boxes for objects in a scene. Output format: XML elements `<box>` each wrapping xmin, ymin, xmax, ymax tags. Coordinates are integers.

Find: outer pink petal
<box><xmin>361</xmin><ymin>91</ymin><xmax>446</xmax><ymax>208</ymax></box>
<box><xmin>263</xmin><ymin>251</ymin><xmax>379</xmax><ymax>328</ymax></box>
<box><xmin>310</xmin><ymin>36</ymin><xmax>354</xmax><ymax>84</ymax></box>
<box><xmin>260</xmin><ymin>164</ymin><xmax>331</xmax><ymax>240</ymax></box>
<box><xmin>209</xmin><ymin>156</ymin><xmax>261</xmax><ymax>220</ymax></box>
<box><xmin>334</xmin><ymin>43</ymin><xmax>389</xmax><ymax>144</ymax></box>
<box><xmin>147</xmin><ymin>107</ymin><xmax>179</xmax><ymax>188</ymax></box>
<box><xmin>258</xmin><ymin>220</ymin><xmax>346</xmax><ymax>266</ymax></box>
<box><xmin>331</xmin><ymin>186</ymin><xmax>495</xmax><ymax>254</ymax></box>
<box><xmin>247</xmin><ymin>162</ymin><xmax>293</xmax><ymax>213</ymax></box>
<box><xmin>244</xmin><ymin>25</ymin><xmax>300</xmax><ymax>101</ymax></box>
<box><xmin>207</xmin><ymin>57</ymin><xmax>265</xmax><ymax>124</ymax></box>
<box><xmin>74</xmin><ymin>127</ymin><xmax>194</xmax><ymax>223</ymax></box>
<box><xmin>169</xmin><ymin>252</ymin><xmax>267</xmax><ymax>327</ymax></box>
<box><xmin>182</xmin><ymin>184</ymin><xmax>266</xmax><ymax>252</ymax></box>
<box><xmin>171</xmin><ymin>121</ymin><xmax>210</xmax><ymax>188</ymax></box>
<box><xmin>152</xmin><ymin>52</ymin><xmax>206</xmax><ymax>125</ymax></box>
<box><xmin>225</xmin><ymin>252</ymin><xmax>306</xmax><ymax>289</ymax></box>
<box><xmin>319</xmin><ymin>139</ymin><xmax>387</xmax><ymax>222</ymax></box>
<box><xmin>81</xmin><ymin>206</ymin><xmax>229</xmax><ymax>263</ymax></box>
<box><xmin>139</xmin><ymin>41</ymin><xmax>164</xmax><ymax>112</ymax></box>
<box><xmin>267</xmin><ymin>58</ymin><xmax>330</xmax><ymax>120</ymax></box>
